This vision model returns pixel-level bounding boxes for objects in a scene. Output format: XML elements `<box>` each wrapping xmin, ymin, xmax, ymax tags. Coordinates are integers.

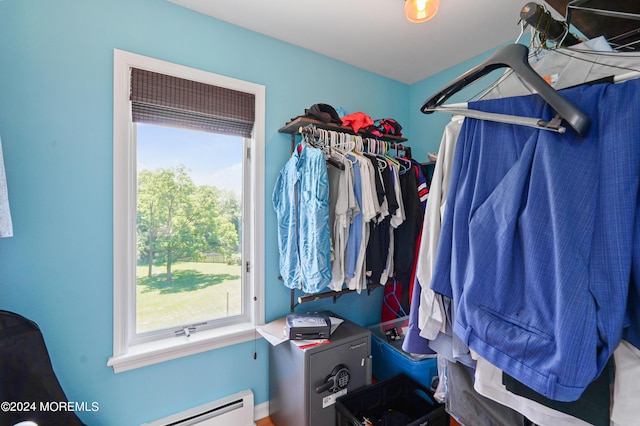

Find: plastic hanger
<box><xmin>327</xmin><ymin>131</ymin><xmax>347</xmax><ymax>165</ymax></box>
<box><xmin>299</xmin><ymin>125</ymin><xmax>345</xmax><ymax>170</ymax></box>
<box><xmin>421</xmin><ymin>43</ymin><xmax>591</xmax><ymax>136</ymax></box>
<box><xmin>392</xmin><ymin>143</ymin><xmax>412</xmax><ymax>174</ymax></box>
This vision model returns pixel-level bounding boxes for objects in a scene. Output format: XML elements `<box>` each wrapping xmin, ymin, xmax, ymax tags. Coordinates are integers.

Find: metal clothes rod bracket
<box><xmin>290</xmin><ymin>288</ymin><xmax>343</xmax><ymax>312</ymax></box>
<box><xmin>289</xmin><ymin>285</ymin><xmax>382</xmax><ymax>312</ymax></box>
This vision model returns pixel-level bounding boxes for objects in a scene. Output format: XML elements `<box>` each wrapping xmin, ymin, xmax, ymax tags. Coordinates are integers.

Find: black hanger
<box><xmin>420</xmin><ymin>43</ymin><xmax>591</xmax><ymax>136</ymax></box>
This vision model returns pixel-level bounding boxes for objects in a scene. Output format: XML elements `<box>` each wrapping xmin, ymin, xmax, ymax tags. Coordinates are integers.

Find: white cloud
<box><xmin>193</xmin><ymin>162</ymin><xmax>242</xmax><ymax>195</ymax></box>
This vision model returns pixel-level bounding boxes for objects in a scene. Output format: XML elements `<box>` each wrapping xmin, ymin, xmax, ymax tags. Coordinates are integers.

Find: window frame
<box><xmin>108</xmin><ymin>49</ymin><xmax>265</xmax><ymax>373</ymax></box>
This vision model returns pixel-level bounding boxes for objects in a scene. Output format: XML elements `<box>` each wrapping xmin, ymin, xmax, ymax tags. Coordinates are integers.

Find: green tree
<box><xmin>137</xmin><ymin>165</ymin><xmax>240</xmax><ymax>282</ymax></box>
<box><xmin>193</xmin><ymin>186</ymin><xmax>239</xmax><ymax>263</ymax></box>
<box><xmin>217</xmin><ymin>189</ymin><xmax>241</xmax><ymax>246</ymax></box>
<box><xmin>137</xmin><ymin>165</ymin><xmax>195</xmax><ymax>281</ymax></box>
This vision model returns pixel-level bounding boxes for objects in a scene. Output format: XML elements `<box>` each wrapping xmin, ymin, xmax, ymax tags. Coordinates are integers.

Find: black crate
<box><xmin>336</xmin><ymin>373</ymin><xmax>449</xmax><ymax>426</ymax></box>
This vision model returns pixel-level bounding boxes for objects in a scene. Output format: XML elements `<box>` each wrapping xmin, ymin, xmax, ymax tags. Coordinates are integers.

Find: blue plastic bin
<box><xmin>369</xmin><ymin>317</ymin><xmax>438</xmax><ymax>390</ymax></box>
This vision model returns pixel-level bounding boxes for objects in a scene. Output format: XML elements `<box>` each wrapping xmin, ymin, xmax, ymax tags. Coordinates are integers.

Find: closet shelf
<box><xmin>279</xmin><ymin>116</ymin><xmax>408</xmax><ymax>142</ymax></box>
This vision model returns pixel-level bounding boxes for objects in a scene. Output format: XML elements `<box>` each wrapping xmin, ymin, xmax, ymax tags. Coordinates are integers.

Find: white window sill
<box><xmin>107</xmin><ymin>322</ymin><xmax>257</xmax><ymax>373</ymax></box>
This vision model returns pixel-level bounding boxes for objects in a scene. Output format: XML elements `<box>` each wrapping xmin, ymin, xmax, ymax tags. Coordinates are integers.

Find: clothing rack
<box><xmin>279</xmin><ymin>116</ymin><xmax>407</xmax><ymax>152</ymax></box>
<box><xmin>294</xmin><ymin>122</ymin><xmax>412</xmax><ymax>174</ymax></box>
<box><xmin>297</xmin><ymin>124</ymin><xmax>411</xmax><ymax>155</ymax></box>
<box><xmin>542</xmin><ymin>0</ymin><xmax>640</xmax><ymax>51</ymax></box>
<box><xmin>278</xmin><ymin>116</ymin><xmax>411</xmax><ymax>312</ymax></box>
<box><xmin>521</xmin><ymin>2</ymin><xmax>640</xmax><ymax>50</ymax></box>
<box><xmin>566</xmin><ymin>0</ymin><xmax>640</xmax><ymax>24</ymax></box>
<box><xmin>566</xmin><ymin>0</ymin><xmax>640</xmax><ymax>50</ymax></box>
<box><xmin>297</xmin><ymin>125</ymin><xmax>347</xmax><ymax>170</ymax></box>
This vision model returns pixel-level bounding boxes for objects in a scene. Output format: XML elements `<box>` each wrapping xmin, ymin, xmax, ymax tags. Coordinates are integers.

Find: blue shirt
<box><xmin>272</xmin><ymin>143</ymin><xmax>332</xmax><ymax>294</ymax></box>
<box><xmin>430</xmin><ymin>78</ymin><xmax>640</xmax><ymax>401</ymax></box>
<box><xmin>344</xmin><ymin>154</ymin><xmax>362</xmax><ymax>279</ymax></box>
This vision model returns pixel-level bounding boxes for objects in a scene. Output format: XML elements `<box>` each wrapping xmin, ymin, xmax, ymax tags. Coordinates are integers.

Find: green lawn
<box><xmin>136</xmin><ymin>261</ymin><xmax>241</xmax><ymax>334</ymax></box>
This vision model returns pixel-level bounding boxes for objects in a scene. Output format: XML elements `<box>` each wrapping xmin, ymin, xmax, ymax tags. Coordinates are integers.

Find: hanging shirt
<box><xmin>611</xmin><ymin>340</ymin><xmax>640</xmax><ymax>426</ymax></box>
<box><xmin>344</xmin><ymin>154</ymin><xmax>362</xmax><ymax>281</ymax></box>
<box><xmin>380</xmin><ymin>162</ymin><xmax>406</xmax><ymax>285</ymax></box>
<box><xmin>0</xmin><ymin>137</ymin><xmax>12</xmax><ymax>238</ymax></box>
<box><xmin>414</xmin><ymin>161</ymin><xmax>429</xmax><ymax>210</ymax></box>
<box><xmin>327</xmin><ymin>160</ymin><xmax>346</xmax><ymax>291</ymax></box>
<box><xmin>413</xmin><ymin>117</ymin><xmax>464</xmax><ymax>343</ymax></box>
<box><xmin>347</xmin><ymin>153</ymin><xmax>376</xmax><ymax>292</ymax></box>
<box><xmin>392</xmin><ymin>163</ymin><xmax>422</xmax><ymax>311</ymax></box>
<box><xmin>473</xmin><ymin>355</ymin><xmax>592</xmax><ymax>426</ymax></box>
<box><xmin>272</xmin><ymin>143</ymin><xmax>331</xmax><ymax>294</ymax></box>
<box><xmin>364</xmin><ymin>155</ymin><xmax>386</xmax><ymax>284</ymax></box>
<box><xmin>430</xmin><ymin>78</ymin><xmax>640</xmax><ymax>402</ymax></box>
<box><xmin>389</xmin><ymin>163</ymin><xmax>406</xmax><ymax>229</ymax></box>
<box><xmin>328</xmin><ymin>156</ymin><xmax>358</xmax><ymax>291</ymax></box>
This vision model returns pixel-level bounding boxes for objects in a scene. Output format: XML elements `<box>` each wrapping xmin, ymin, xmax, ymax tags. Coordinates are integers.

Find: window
<box><xmin>109</xmin><ymin>49</ymin><xmax>265</xmax><ymax>373</ymax></box>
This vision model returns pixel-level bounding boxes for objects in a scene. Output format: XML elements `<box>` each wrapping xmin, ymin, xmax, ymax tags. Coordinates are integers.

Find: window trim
<box><xmin>108</xmin><ymin>49</ymin><xmax>265</xmax><ymax>373</ymax></box>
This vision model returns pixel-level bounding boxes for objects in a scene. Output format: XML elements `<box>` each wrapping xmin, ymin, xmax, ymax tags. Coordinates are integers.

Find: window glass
<box><xmin>135</xmin><ymin>124</ymin><xmax>243</xmax><ymax>335</ymax></box>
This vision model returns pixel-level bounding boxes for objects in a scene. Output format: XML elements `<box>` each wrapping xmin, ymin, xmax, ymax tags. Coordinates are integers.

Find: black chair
<box><xmin>0</xmin><ymin>310</ymin><xmax>85</xmax><ymax>426</ymax></box>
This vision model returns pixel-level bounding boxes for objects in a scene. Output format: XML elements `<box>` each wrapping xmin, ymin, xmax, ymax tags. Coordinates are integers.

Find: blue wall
<box><xmin>409</xmin><ymin>44</ymin><xmax>513</xmax><ymax>156</ymax></box>
<box><xmin>0</xmin><ymin>0</ymin><xmax>497</xmax><ymax>424</ymax></box>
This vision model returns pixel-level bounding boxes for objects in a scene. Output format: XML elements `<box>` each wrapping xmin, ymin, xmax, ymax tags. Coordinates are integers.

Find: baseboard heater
<box><xmin>141</xmin><ymin>389</ymin><xmax>255</xmax><ymax>426</ymax></box>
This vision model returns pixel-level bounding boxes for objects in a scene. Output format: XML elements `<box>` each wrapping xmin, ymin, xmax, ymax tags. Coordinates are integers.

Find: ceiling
<box><xmin>168</xmin><ymin>0</ymin><xmax>562</xmax><ymax>84</ymax></box>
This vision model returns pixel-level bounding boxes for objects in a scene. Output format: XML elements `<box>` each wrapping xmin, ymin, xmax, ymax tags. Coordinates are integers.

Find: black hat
<box><xmin>304</xmin><ymin>103</ymin><xmax>342</xmax><ymax>124</ymax></box>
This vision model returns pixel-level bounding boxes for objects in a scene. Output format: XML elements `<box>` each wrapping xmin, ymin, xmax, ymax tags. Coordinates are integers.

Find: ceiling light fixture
<box><xmin>404</xmin><ymin>0</ymin><xmax>439</xmax><ymax>23</ymax></box>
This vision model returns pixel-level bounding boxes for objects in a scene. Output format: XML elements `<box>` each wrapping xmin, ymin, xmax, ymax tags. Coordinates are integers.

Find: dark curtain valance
<box><xmin>130</xmin><ymin>68</ymin><xmax>255</xmax><ymax>138</ymax></box>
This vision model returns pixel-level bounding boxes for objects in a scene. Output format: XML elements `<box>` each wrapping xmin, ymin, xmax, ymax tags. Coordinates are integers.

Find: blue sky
<box><xmin>137</xmin><ymin>123</ymin><xmax>243</xmax><ymax>195</ymax></box>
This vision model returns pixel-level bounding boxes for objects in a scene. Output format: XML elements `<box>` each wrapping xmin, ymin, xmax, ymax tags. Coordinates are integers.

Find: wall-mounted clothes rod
<box><xmin>279</xmin><ymin>116</ymin><xmax>408</xmax><ymax>152</ymax></box>
<box><xmin>297</xmin><ymin>124</ymin><xmax>412</xmax><ymax>158</ymax></box>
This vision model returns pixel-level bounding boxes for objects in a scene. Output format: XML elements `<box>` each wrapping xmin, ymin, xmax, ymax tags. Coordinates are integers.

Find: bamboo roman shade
<box><xmin>130</xmin><ymin>68</ymin><xmax>255</xmax><ymax>138</ymax></box>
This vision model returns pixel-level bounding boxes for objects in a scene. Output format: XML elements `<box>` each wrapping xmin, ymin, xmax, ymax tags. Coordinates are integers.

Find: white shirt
<box><xmin>416</xmin><ymin>116</ymin><xmax>463</xmax><ymax>340</ymax></box>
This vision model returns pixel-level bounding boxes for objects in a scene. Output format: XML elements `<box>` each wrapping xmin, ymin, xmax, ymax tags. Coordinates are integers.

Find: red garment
<box><xmin>341</xmin><ymin>111</ymin><xmax>373</xmax><ymax>133</ymax></box>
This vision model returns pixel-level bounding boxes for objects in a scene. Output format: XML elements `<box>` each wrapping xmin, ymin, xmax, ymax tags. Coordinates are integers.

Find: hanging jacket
<box><xmin>272</xmin><ymin>143</ymin><xmax>331</xmax><ymax>294</ymax></box>
<box><xmin>430</xmin><ymin>78</ymin><xmax>640</xmax><ymax>402</ymax></box>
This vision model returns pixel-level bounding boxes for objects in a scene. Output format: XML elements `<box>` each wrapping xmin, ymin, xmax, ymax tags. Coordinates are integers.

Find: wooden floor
<box><xmin>255</xmin><ymin>416</ymin><xmax>275</xmax><ymax>426</ymax></box>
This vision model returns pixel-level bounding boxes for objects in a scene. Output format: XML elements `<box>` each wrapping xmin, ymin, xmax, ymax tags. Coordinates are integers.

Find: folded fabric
<box><xmin>303</xmin><ymin>103</ymin><xmax>342</xmax><ymax>124</ymax></box>
<box><xmin>363</xmin><ymin>118</ymin><xmax>403</xmax><ymax>137</ymax></box>
<box><xmin>341</xmin><ymin>111</ymin><xmax>373</xmax><ymax>132</ymax></box>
